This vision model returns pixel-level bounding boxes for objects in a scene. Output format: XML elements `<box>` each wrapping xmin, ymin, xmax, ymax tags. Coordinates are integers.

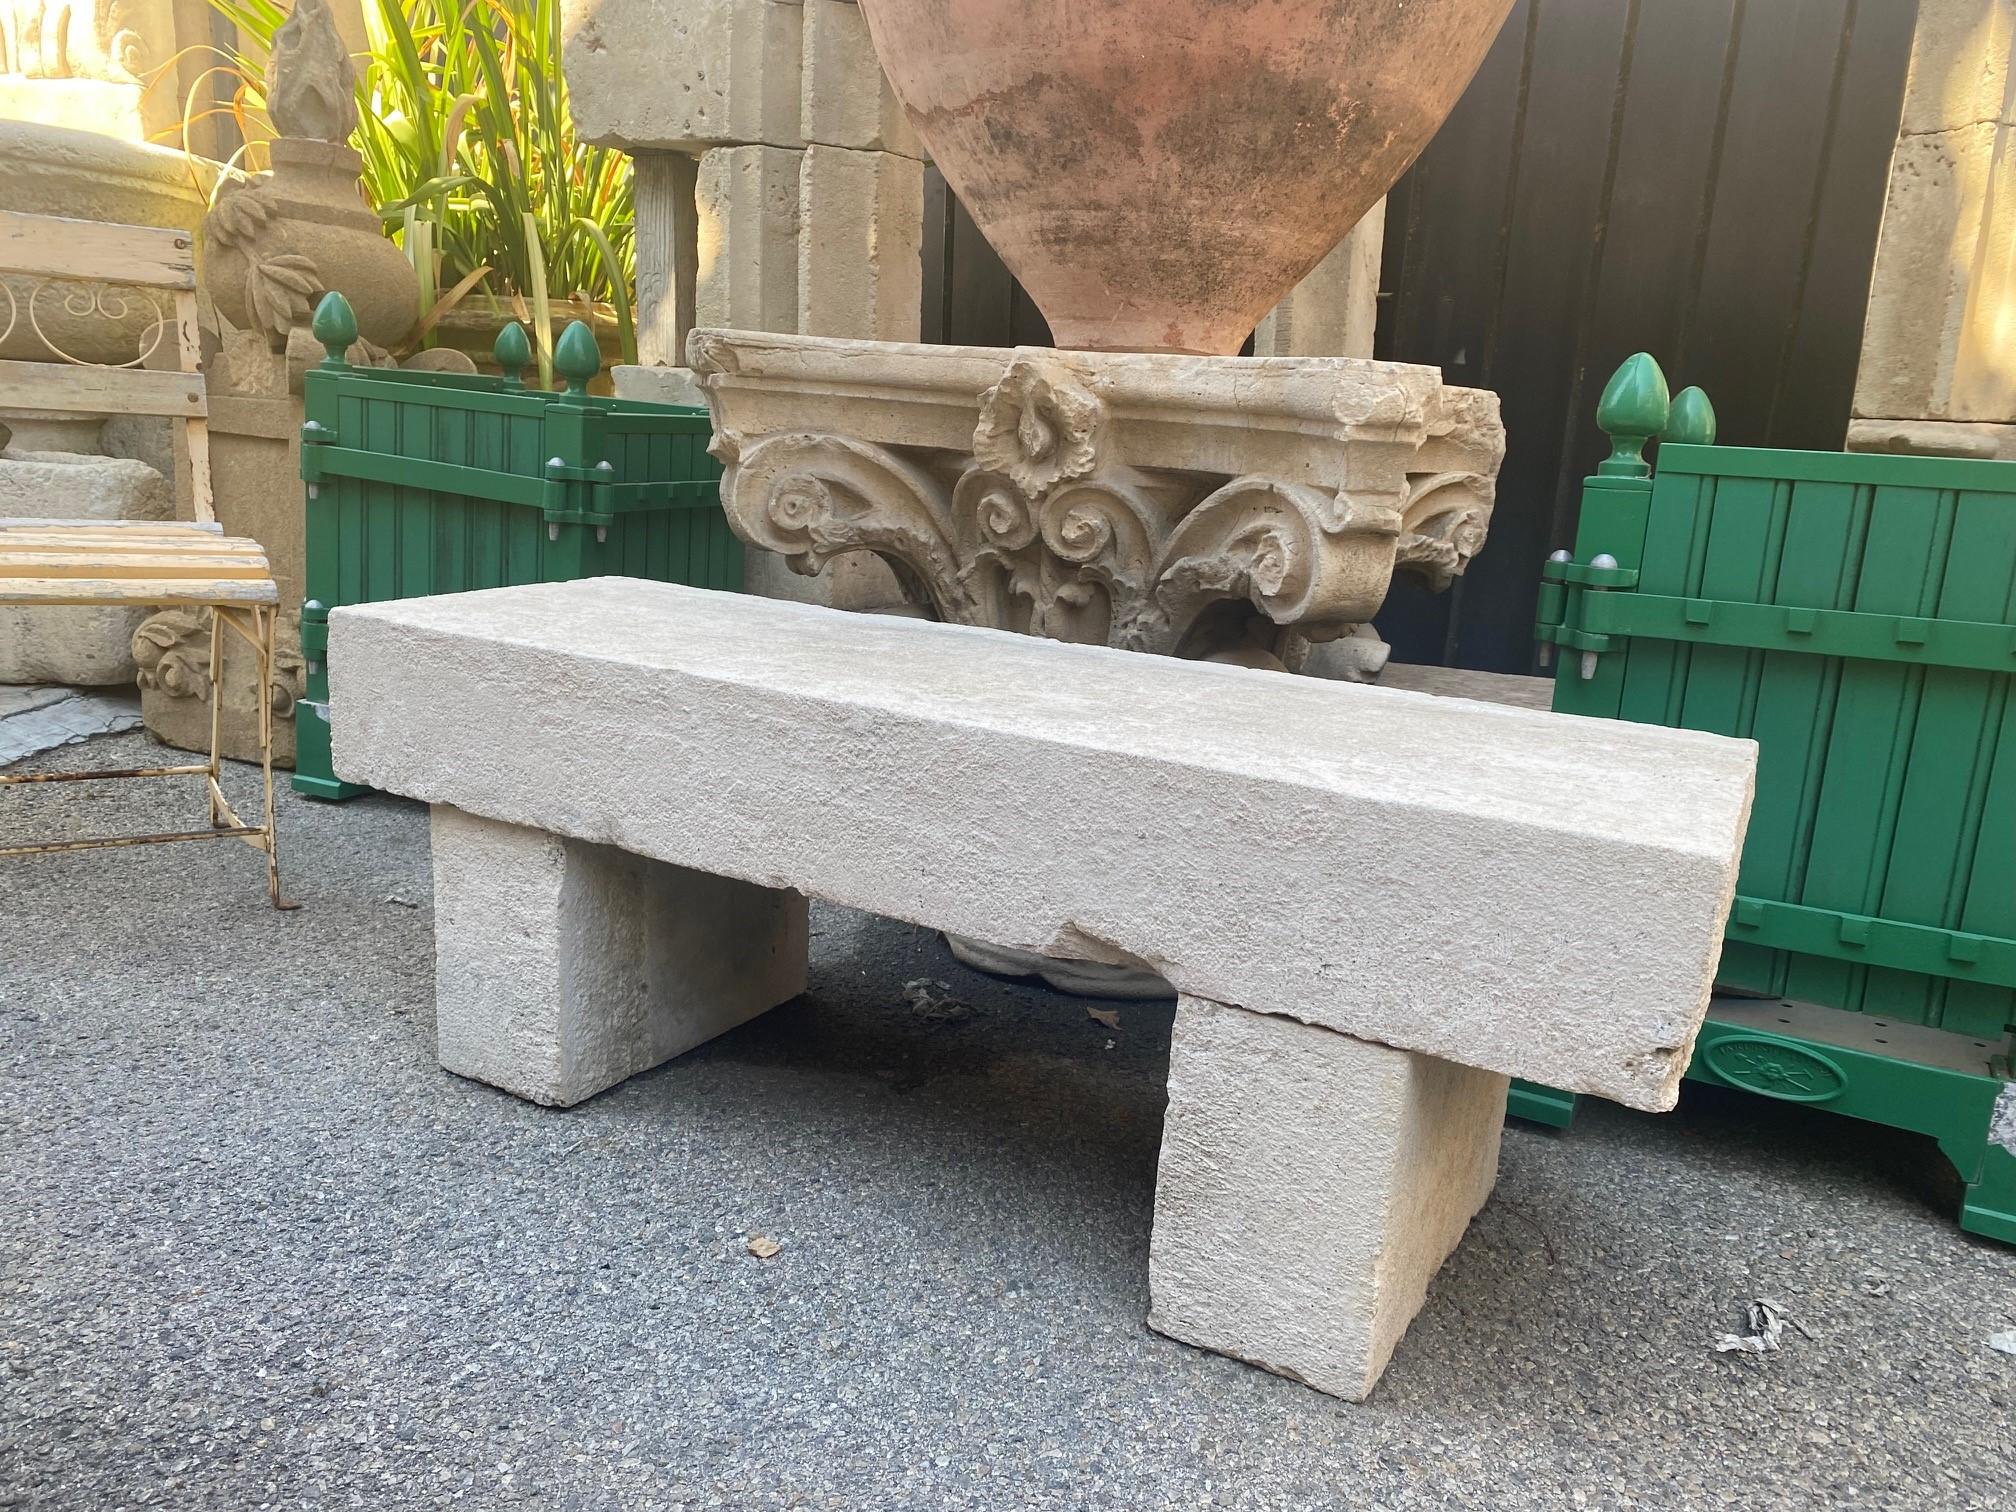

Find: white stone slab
<box><xmin>1148</xmin><ymin>995</ymin><xmax>1505</xmax><ymax>1400</ymax></box>
<box><xmin>430</xmin><ymin>804</ymin><xmax>808</xmax><ymax>1107</ymax></box>
<box><xmin>330</xmin><ymin>577</ymin><xmax>1755</xmax><ymax>1110</ymax></box>
<box><xmin>562</xmin><ymin>0</ymin><xmax>804</xmax><ymax>152</ymax></box>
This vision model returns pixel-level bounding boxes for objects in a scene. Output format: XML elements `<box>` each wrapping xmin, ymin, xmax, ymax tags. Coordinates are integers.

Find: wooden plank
<box><xmin>0</xmin><ymin>361</ymin><xmax>205</xmax><ymax>419</ymax></box>
<box><xmin>0</xmin><ymin>553</ymin><xmax>273</xmax><ymax>579</ymax></box>
<box><xmin>0</xmin><ymin>518</ymin><xmax>222</xmax><ymax>533</ymax></box>
<box><xmin>0</xmin><ymin>577</ymin><xmax>278</xmax><ymax>605</ymax></box>
<box><xmin>175</xmin><ymin>290</ymin><xmax>214</xmax><ymax>525</ymax></box>
<box><xmin>0</xmin><ymin>211</ymin><xmax>196</xmax><ymax>289</ymax></box>
<box><xmin>0</xmin><ymin>535</ymin><xmax>267</xmax><ymax>558</ymax></box>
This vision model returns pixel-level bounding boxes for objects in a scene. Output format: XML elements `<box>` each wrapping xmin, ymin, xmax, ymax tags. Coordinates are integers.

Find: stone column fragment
<box><xmin>696</xmin><ymin>143</ymin><xmax>807</xmax><ymax>333</ymax></box>
<box><xmin>1252</xmin><ymin>201</ymin><xmax>1386</xmax><ymax>360</ymax></box>
<box><xmin>562</xmin><ymin>0</ymin><xmax>805</xmax><ymax>152</ymax></box>
<box><xmin>1850</xmin><ymin>0</ymin><xmax>2016</xmax><ymax>457</ymax></box>
<box><xmin>429</xmin><ymin>804</ymin><xmax>809</xmax><ymax>1108</ymax></box>
<box><xmin>800</xmin><ymin>0</ymin><xmax>922</xmax><ymax>156</ymax></box>
<box><xmin>797</xmin><ymin>143</ymin><xmax>925</xmax><ymax>340</ymax></box>
<box><xmin>1147</xmin><ymin>995</ymin><xmax>1506</xmax><ymax>1401</ymax></box>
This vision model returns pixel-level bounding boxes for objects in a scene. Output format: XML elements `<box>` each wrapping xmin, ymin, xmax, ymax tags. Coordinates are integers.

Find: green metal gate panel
<box><xmin>292</xmin><ymin>293</ymin><xmax>742</xmax><ymax>800</ymax></box>
<box><xmin>1528</xmin><ymin>355</ymin><xmax>2016</xmax><ymax>1244</ymax></box>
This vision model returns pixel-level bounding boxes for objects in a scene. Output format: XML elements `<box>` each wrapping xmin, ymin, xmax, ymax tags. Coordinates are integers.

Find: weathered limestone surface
<box><xmin>430</xmin><ymin>803</ymin><xmax>809</xmax><ymax>1107</ymax></box>
<box><xmin>330</xmin><ymin>577</ymin><xmax>1756</xmax><ymax>1110</ymax></box>
<box><xmin>1852</xmin><ymin>0</ymin><xmax>2016</xmax><ymax>442</ymax></box>
<box><xmin>697</xmin><ymin>144</ymin><xmax>806</xmax><ymax>333</ymax></box>
<box><xmin>1252</xmin><ymin>202</ymin><xmax>1386</xmax><ymax>361</ymax></box>
<box><xmin>0</xmin><ymin>450</ymin><xmax>168</xmax><ymax>684</ymax></box>
<box><xmin>797</xmin><ymin>145</ymin><xmax>925</xmax><ymax>340</ymax></box>
<box><xmin>801</xmin><ymin>0</ymin><xmax>921</xmax><ymax>156</ymax></box>
<box><xmin>692</xmin><ymin>329</ymin><xmax>1503</xmax><ymax>659</ymax></box>
<box><xmin>562</xmin><ymin>0</ymin><xmax>805</xmax><ymax>153</ymax></box>
<box><xmin>1846</xmin><ymin>416</ymin><xmax>2016</xmax><ymax>459</ymax></box>
<box><xmin>1148</xmin><ymin>996</ymin><xmax>1506</xmax><ymax>1400</ymax></box>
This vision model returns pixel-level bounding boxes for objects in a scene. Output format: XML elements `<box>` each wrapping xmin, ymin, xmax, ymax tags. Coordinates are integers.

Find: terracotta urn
<box><xmin>856</xmin><ymin>0</ymin><xmax>1516</xmax><ymax>355</ymax></box>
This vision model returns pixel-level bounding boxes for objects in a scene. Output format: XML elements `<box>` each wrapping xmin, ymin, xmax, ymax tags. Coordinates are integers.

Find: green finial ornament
<box><xmin>311</xmin><ymin>291</ymin><xmax>358</xmax><ymax>367</ymax></box>
<box><xmin>493</xmin><ymin>321</ymin><xmax>532</xmax><ymax>389</ymax></box>
<box><xmin>1666</xmin><ymin>385</ymin><xmax>1718</xmax><ymax>447</ymax></box>
<box><xmin>1595</xmin><ymin>352</ymin><xmax>1671</xmax><ymax>479</ymax></box>
<box><xmin>554</xmin><ymin>320</ymin><xmax>601</xmax><ymax>395</ymax></box>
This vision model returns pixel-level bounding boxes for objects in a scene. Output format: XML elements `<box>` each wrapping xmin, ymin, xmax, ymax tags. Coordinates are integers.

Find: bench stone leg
<box><xmin>1147</xmin><ymin>995</ymin><xmax>1507</xmax><ymax>1401</ymax></box>
<box><xmin>429</xmin><ymin>805</ymin><xmax>809</xmax><ymax>1107</ymax></box>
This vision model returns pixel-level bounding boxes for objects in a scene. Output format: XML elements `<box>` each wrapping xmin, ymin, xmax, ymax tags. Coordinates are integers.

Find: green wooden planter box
<box><xmin>1523</xmin><ymin>355</ymin><xmax>2016</xmax><ymax>1245</ymax></box>
<box><xmin>292</xmin><ymin>293</ymin><xmax>742</xmax><ymax>801</ymax></box>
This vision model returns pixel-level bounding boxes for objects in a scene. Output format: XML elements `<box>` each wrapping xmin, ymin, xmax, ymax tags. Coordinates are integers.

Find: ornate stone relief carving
<box><xmin>692</xmin><ymin>331</ymin><xmax>1504</xmax><ymax>665</ymax></box>
<box><xmin>134</xmin><ymin>607</ymin><xmax>305</xmax><ymax>713</ymax></box>
<box><xmin>0</xmin><ymin>0</ymin><xmax>168</xmax><ymax>82</ymax></box>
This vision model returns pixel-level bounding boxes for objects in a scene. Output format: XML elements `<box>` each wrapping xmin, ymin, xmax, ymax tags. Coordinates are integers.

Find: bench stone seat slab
<box><xmin>329</xmin><ymin>577</ymin><xmax>1755</xmax><ymax>1111</ymax></box>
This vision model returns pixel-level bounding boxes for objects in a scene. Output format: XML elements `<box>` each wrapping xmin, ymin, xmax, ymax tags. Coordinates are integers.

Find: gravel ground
<box><xmin>2</xmin><ymin>731</ymin><xmax>2013</xmax><ymax>1511</ymax></box>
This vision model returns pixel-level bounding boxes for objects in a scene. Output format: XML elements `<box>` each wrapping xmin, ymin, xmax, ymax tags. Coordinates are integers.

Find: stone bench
<box><xmin>329</xmin><ymin>578</ymin><xmax>1755</xmax><ymax>1400</ymax></box>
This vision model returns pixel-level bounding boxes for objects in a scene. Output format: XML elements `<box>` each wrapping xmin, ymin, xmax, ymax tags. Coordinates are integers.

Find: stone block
<box><xmin>801</xmin><ymin>0</ymin><xmax>921</xmax><ymax>157</ymax></box>
<box><xmin>797</xmin><ymin>145</ymin><xmax>924</xmax><ymax>341</ymax></box>
<box><xmin>1147</xmin><ymin>995</ymin><xmax>1505</xmax><ymax>1400</ymax></box>
<box><xmin>1856</xmin><ymin>122</ymin><xmax>2016</xmax><ymax>424</ymax></box>
<box><xmin>1898</xmin><ymin>0</ymin><xmax>2016</xmax><ymax>137</ymax></box>
<box><xmin>1847</xmin><ymin>416</ymin><xmax>2016</xmax><ymax>458</ymax></box>
<box><xmin>697</xmin><ymin>144</ymin><xmax>804</xmax><ymax>333</ymax></box>
<box><xmin>330</xmin><ymin>578</ymin><xmax>1756</xmax><ymax>1110</ymax></box>
<box><xmin>0</xmin><ymin>449</ymin><xmax>169</xmax><ymax>685</ymax></box>
<box><xmin>1252</xmin><ymin>201</ymin><xmax>1385</xmax><ymax>360</ymax></box>
<box><xmin>562</xmin><ymin>0</ymin><xmax>803</xmax><ymax>152</ymax></box>
<box><xmin>429</xmin><ymin>804</ymin><xmax>809</xmax><ymax>1107</ymax></box>
<box><xmin>612</xmin><ymin>365</ymin><xmax>710</xmax><ymax>408</ymax></box>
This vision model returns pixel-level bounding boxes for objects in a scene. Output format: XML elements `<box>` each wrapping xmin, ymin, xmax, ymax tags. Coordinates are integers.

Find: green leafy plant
<box><xmin>196</xmin><ymin>0</ymin><xmax>635</xmax><ymax>373</ymax></box>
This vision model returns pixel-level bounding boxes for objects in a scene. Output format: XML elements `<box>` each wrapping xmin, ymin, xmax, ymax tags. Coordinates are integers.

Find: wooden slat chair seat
<box><xmin>0</xmin><ymin>520</ymin><xmax>279</xmax><ymax>607</ymax></box>
<box><xmin>0</xmin><ymin>212</ymin><xmax>293</xmax><ymax>908</ymax></box>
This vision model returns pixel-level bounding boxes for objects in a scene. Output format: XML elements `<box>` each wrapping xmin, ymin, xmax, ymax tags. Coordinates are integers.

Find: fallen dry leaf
<box><xmin>1086</xmin><ymin>1007</ymin><xmax>1121</xmax><ymax>1030</ymax></box>
<box><xmin>746</xmin><ymin>1235</ymin><xmax>782</xmax><ymax>1260</ymax></box>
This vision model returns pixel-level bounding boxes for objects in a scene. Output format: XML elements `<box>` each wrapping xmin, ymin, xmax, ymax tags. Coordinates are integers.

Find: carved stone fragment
<box><xmin>690</xmin><ymin>329</ymin><xmax>1504</xmax><ymax>663</ymax></box>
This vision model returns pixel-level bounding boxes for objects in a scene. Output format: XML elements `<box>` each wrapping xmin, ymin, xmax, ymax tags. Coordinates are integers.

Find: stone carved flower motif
<box><xmin>972</xmin><ymin>358</ymin><xmax>1103</xmax><ymax>502</ymax></box>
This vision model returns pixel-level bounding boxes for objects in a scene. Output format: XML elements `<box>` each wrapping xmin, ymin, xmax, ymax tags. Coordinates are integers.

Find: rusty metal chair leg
<box><xmin>207</xmin><ymin>604</ymin><xmax>228</xmax><ymax>828</ymax></box>
<box><xmin>257</xmin><ymin>606</ymin><xmax>300</xmax><ymax>911</ymax></box>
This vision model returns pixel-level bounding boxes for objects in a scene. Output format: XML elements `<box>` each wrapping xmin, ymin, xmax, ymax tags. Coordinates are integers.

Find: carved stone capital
<box><xmin>692</xmin><ymin>330</ymin><xmax>1503</xmax><ymax>660</ymax></box>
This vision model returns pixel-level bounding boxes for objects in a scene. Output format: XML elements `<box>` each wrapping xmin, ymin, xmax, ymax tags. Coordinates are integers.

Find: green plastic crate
<box><xmin>292</xmin><ymin>293</ymin><xmax>742</xmax><ymax>800</ymax></box>
<box><xmin>1522</xmin><ymin>354</ymin><xmax>2016</xmax><ymax>1245</ymax></box>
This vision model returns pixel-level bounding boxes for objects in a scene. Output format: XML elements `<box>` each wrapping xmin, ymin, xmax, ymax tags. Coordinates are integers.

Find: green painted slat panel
<box><xmin>1616</xmin><ymin>469</ymin><xmax>1709</xmax><ymax>731</ymax></box>
<box><xmin>397</xmin><ymin>400</ymin><xmax>434</xmax><ymax>600</ymax></box>
<box><xmin>297</xmin><ymin>355</ymin><xmax>741</xmax><ymax>804</ymax></box>
<box><xmin>363</xmin><ymin>397</ymin><xmax>399</xmax><ymax>605</ymax></box>
<box><xmin>1716</xmin><ymin>478</ymin><xmax>1861</xmax><ymax>995</ymax></box>
<box><xmin>1785</xmin><ymin>485</ymin><xmax>1946</xmax><ymax>1015</ymax></box>
<box><xmin>1867</xmin><ymin>490</ymin><xmax>2016</xmax><ymax>1031</ymax></box>
<box><xmin>1948</xmin><ymin>690</ymin><xmax>2016</xmax><ymax>1037</ymax></box>
<box><xmin>1659</xmin><ymin>442</ymin><xmax>2016</xmax><ymax>494</ymax></box>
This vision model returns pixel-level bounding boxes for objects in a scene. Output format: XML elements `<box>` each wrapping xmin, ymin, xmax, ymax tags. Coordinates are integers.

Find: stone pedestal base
<box><xmin>0</xmin><ymin>449</ymin><xmax>171</xmax><ymax>685</ymax></box>
<box><xmin>1148</xmin><ymin>995</ymin><xmax>1506</xmax><ymax>1401</ymax></box>
<box><xmin>429</xmin><ymin>805</ymin><xmax>810</xmax><ymax>1108</ymax></box>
